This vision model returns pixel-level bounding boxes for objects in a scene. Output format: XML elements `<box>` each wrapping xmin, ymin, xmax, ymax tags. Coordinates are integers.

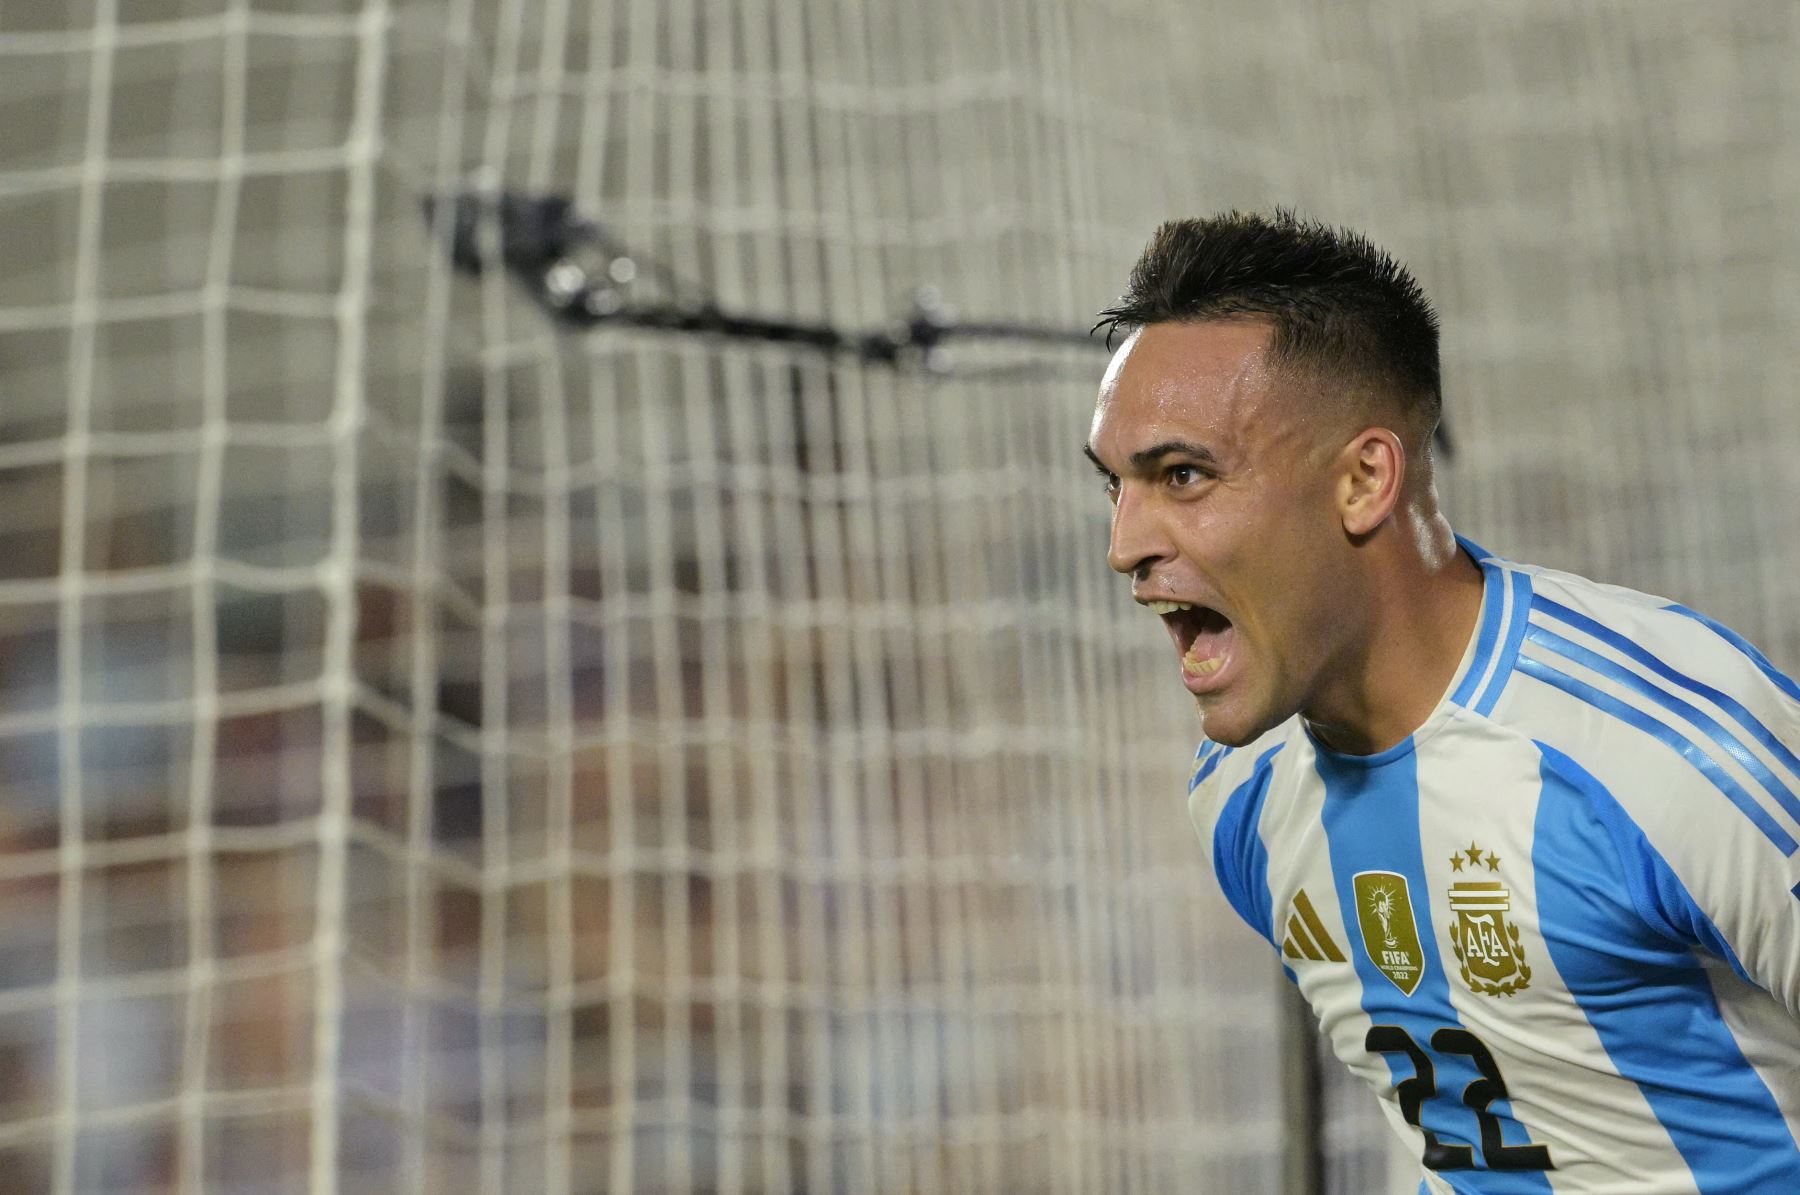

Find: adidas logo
<box><xmin>1281</xmin><ymin>889</ymin><xmax>1346</xmax><ymax>963</ymax></box>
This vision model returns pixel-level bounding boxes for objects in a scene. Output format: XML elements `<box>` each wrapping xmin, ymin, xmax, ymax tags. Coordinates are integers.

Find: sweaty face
<box><xmin>1087</xmin><ymin>320</ymin><xmax>1359</xmax><ymax>746</ymax></box>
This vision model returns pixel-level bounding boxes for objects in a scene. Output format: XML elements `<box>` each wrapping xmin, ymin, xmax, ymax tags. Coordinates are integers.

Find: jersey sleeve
<box><xmin>1536</xmin><ymin>634</ymin><xmax>1800</xmax><ymax>1017</ymax></box>
<box><xmin>1651</xmin><ymin>610</ymin><xmax>1800</xmax><ymax>1014</ymax></box>
<box><xmin>1649</xmin><ymin>807</ymin><xmax>1800</xmax><ymax>1020</ymax></box>
<box><xmin>1516</xmin><ymin>581</ymin><xmax>1800</xmax><ymax>1016</ymax></box>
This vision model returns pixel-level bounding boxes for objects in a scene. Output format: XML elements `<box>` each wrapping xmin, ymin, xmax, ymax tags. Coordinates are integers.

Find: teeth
<box><xmin>1146</xmin><ymin>600</ymin><xmax>1194</xmax><ymax>615</ymax></box>
<box><xmin>1183</xmin><ymin>639</ymin><xmax>1226</xmax><ymax>675</ymax></box>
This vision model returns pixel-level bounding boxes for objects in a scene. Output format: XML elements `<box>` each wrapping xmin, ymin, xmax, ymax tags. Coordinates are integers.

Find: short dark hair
<box><xmin>1094</xmin><ymin>210</ymin><xmax>1442</xmax><ymax>436</ymax></box>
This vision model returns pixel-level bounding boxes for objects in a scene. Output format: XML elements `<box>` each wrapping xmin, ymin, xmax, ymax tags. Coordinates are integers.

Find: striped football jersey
<box><xmin>1191</xmin><ymin>537</ymin><xmax>1800</xmax><ymax>1193</ymax></box>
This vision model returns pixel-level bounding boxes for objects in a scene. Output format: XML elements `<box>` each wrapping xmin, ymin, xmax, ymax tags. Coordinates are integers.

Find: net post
<box><xmin>1279</xmin><ymin>972</ymin><xmax>1325</xmax><ymax>1195</ymax></box>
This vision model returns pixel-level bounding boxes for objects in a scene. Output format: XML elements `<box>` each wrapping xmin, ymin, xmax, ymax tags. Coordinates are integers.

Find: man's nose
<box><xmin>1106</xmin><ymin>486</ymin><xmax>1173</xmax><ymax>578</ymax></box>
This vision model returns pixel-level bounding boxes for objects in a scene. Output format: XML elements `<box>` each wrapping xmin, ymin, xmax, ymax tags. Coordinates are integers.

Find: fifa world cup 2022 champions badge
<box><xmin>1446</xmin><ymin>841</ymin><xmax>1532</xmax><ymax>996</ymax></box>
<box><xmin>1352</xmin><ymin>872</ymin><xmax>1425</xmax><ymax>996</ymax></box>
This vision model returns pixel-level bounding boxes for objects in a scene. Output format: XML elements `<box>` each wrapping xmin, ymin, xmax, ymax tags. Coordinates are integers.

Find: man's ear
<box><xmin>1338</xmin><ymin>428</ymin><xmax>1405</xmax><ymax>536</ymax></box>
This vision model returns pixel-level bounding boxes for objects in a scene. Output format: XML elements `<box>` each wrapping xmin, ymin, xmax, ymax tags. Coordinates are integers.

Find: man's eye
<box><xmin>1101</xmin><ymin>474</ymin><xmax>1120</xmax><ymax>498</ymax></box>
<box><xmin>1169</xmin><ymin>465</ymin><xmax>1202</xmax><ymax>486</ymax></box>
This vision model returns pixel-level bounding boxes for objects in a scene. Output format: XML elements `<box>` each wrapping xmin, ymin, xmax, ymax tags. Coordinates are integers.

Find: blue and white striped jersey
<box><xmin>1192</xmin><ymin>538</ymin><xmax>1800</xmax><ymax>1193</ymax></box>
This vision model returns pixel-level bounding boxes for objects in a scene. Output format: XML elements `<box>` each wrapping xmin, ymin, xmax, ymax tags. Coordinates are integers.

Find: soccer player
<box><xmin>1084</xmin><ymin>211</ymin><xmax>1800</xmax><ymax>1192</ymax></box>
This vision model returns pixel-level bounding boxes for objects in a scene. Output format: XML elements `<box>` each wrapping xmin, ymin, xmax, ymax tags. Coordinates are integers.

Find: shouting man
<box><xmin>1085</xmin><ymin>211</ymin><xmax>1800</xmax><ymax>1192</ymax></box>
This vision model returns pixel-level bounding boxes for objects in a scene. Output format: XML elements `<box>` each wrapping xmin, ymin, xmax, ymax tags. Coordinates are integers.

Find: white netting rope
<box><xmin>2</xmin><ymin>2</ymin><xmax>1798</xmax><ymax>1194</ymax></box>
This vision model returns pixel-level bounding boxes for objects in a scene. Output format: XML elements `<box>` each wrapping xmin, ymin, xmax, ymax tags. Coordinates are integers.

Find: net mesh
<box><xmin>1</xmin><ymin>1</ymin><xmax>1797</xmax><ymax>1193</ymax></box>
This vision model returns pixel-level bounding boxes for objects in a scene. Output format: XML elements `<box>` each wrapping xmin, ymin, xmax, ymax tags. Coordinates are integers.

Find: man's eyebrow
<box><xmin>1084</xmin><ymin>440</ymin><xmax>1219</xmax><ymax>475</ymax></box>
<box><xmin>1115</xmin><ymin>439</ymin><xmax>1220</xmax><ymax>472</ymax></box>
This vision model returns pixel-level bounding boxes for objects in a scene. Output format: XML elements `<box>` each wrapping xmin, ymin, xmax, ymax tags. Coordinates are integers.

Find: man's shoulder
<box><xmin>1473</xmin><ymin>546</ymin><xmax>1800</xmax><ymax>721</ymax></box>
<box><xmin>1477</xmin><ymin>546</ymin><xmax>1800</xmax><ymax>861</ymax></box>
<box><xmin>1520</xmin><ymin>557</ymin><xmax>1734</xmax><ymax>650</ymax></box>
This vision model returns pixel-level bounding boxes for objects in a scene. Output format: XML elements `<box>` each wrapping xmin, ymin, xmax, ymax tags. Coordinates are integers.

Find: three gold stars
<box><xmin>1449</xmin><ymin>841</ymin><xmax>1501</xmax><ymax>872</ymax></box>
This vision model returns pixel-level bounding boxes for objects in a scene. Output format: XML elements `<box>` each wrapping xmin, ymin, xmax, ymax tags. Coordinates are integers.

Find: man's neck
<box><xmin>1302</xmin><ymin>515</ymin><xmax>1485</xmax><ymax>756</ymax></box>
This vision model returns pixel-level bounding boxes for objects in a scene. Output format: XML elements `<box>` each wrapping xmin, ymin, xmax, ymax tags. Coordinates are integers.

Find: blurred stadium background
<box><xmin>1</xmin><ymin>0</ymin><xmax>1796</xmax><ymax>1192</ymax></box>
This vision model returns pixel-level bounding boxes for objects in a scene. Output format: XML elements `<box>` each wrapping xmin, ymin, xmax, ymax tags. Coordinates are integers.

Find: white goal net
<box><xmin>0</xmin><ymin>2</ymin><xmax>1795</xmax><ymax>1194</ymax></box>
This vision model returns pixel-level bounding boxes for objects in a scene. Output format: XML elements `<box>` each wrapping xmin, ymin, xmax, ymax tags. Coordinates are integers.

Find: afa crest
<box><xmin>1447</xmin><ymin>841</ymin><xmax>1532</xmax><ymax>996</ymax></box>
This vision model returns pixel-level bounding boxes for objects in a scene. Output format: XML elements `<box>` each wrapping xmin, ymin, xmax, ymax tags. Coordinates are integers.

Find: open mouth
<box><xmin>1146</xmin><ymin>600</ymin><xmax>1236</xmax><ymax>690</ymax></box>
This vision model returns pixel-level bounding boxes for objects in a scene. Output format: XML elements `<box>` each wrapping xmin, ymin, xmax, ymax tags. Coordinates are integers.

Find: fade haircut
<box><xmin>1094</xmin><ymin>210</ymin><xmax>1442</xmax><ymax>441</ymax></box>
